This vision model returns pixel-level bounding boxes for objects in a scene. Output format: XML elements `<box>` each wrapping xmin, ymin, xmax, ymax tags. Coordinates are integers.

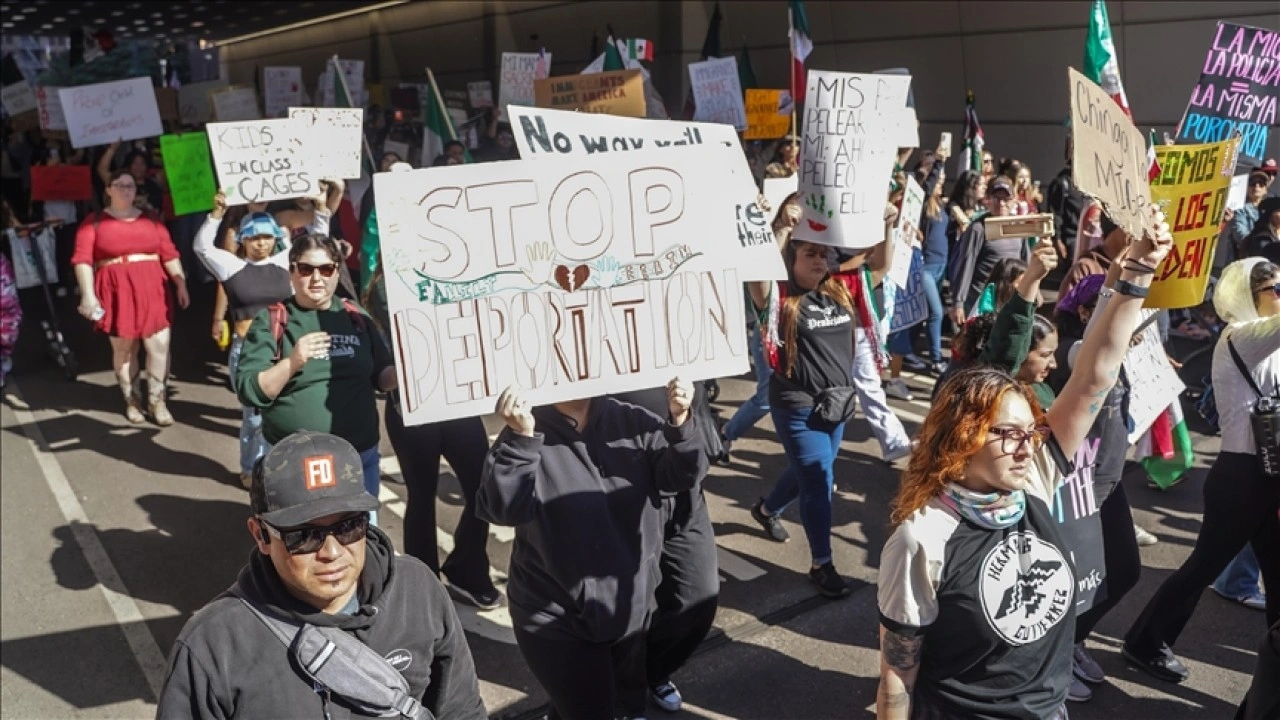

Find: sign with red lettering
<box><xmin>689</xmin><ymin>56</ymin><xmax>746</xmax><ymax>130</ymax></box>
<box><xmin>534</xmin><ymin>70</ymin><xmax>646</xmax><ymax>118</ymax></box>
<box><xmin>59</xmin><ymin>77</ymin><xmax>164</xmax><ymax>149</ymax></box>
<box><xmin>1175</xmin><ymin>22</ymin><xmax>1280</xmax><ymax>170</ymax></box>
<box><xmin>30</xmin><ymin>165</ymin><xmax>93</xmax><ymax>202</ymax></box>
<box><xmin>1146</xmin><ymin>137</ymin><xmax>1239</xmax><ymax>309</ymax></box>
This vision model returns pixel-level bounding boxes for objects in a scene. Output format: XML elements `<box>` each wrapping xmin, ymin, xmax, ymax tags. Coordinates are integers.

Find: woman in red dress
<box><xmin>72</xmin><ymin>168</ymin><xmax>190</xmax><ymax>425</ymax></box>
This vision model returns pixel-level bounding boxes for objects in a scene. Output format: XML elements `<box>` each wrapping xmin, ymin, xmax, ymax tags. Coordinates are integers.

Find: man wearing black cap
<box><xmin>947</xmin><ymin>175</ymin><xmax>1025</xmax><ymax>326</ymax></box>
<box><xmin>157</xmin><ymin>431</ymin><xmax>486</xmax><ymax>720</ymax></box>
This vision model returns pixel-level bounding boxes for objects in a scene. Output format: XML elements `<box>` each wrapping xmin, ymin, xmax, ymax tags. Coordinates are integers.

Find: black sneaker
<box><xmin>750</xmin><ymin>498</ymin><xmax>789</xmax><ymax>542</ymax></box>
<box><xmin>1121</xmin><ymin>642</ymin><xmax>1189</xmax><ymax>684</ymax></box>
<box><xmin>714</xmin><ymin>433</ymin><xmax>733</xmax><ymax>466</ymax></box>
<box><xmin>809</xmin><ymin>562</ymin><xmax>850</xmax><ymax>599</ymax></box>
<box><xmin>446</xmin><ymin>580</ymin><xmax>503</xmax><ymax>611</ymax></box>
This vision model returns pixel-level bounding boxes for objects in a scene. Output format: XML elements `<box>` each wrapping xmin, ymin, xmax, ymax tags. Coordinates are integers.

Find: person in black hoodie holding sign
<box><xmin>478</xmin><ymin>378</ymin><xmax>707</xmax><ymax>720</ymax></box>
<box><xmin>157</xmin><ymin>431</ymin><xmax>486</xmax><ymax>720</ymax></box>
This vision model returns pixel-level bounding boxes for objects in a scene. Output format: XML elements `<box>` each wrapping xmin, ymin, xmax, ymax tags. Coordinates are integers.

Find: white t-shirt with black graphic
<box><xmin>878</xmin><ymin>438</ymin><xmax>1076</xmax><ymax>719</ymax></box>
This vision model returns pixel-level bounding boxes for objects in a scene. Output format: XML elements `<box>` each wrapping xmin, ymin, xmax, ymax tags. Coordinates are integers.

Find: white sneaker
<box><xmin>650</xmin><ymin>681</ymin><xmax>682</xmax><ymax>712</ymax></box>
<box><xmin>885</xmin><ymin>378</ymin><xmax>913</xmax><ymax>401</ymax></box>
<box><xmin>1134</xmin><ymin>524</ymin><xmax>1159</xmax><ymax>547</ymax></box>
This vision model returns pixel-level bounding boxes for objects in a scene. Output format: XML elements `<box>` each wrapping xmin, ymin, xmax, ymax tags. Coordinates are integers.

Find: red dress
<box><xmin>71</xmin><ymin>211</ymin><xmax>179</xmax><ymax>339</ymax></box>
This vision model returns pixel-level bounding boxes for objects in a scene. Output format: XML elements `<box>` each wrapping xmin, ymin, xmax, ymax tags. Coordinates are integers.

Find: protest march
<box><xmin>0</xmin><ymin>2</ymin><xmax>1278</xmax><ymax>719</ymax></box>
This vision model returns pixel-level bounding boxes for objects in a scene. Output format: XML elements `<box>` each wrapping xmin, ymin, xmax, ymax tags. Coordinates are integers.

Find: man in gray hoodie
<box><xmin>156</xmin><ymin>431</ymin><xmax>486</xmax><ymax>720</ymax></box>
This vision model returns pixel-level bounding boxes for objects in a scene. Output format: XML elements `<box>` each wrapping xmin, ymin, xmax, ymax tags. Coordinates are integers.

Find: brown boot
<box><xmin>120</xmin><ymin>378</ymin><xmax>144</xmax><ymax>424</ymax></box>
<box><xmin>148</xmin><ymin>375</ymin><xmax>173</xmax><ymax>427</ymax></box>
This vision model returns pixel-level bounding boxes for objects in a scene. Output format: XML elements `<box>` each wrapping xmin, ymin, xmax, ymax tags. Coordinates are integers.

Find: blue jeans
<box><xmin>722</xmin><ymin>322</ymin><xmax>771</xmax><ymax>442</ymax></box>
<box><xmin>229</xmin><ymin>335</ymin><xmax>268</xmax><ymax>475</ymax></box>
<box><xmin>359</xmin><ymin>445</ymin><xmax>381</xmax><ymax>528</ymax></box>
<box><xmin>1214</xmin><ymin>544</ymin><xmax>1262</xmax><ymax>598</ymax></box>
<box><xmin>763</xmin><ymin>405</ymin><xmax>845</xmax><ymax>565</ymax></box>
<box><xmin>921</xmin><ymin>263</ymin><xmax>946</xmax><ymax>362</ymax></box>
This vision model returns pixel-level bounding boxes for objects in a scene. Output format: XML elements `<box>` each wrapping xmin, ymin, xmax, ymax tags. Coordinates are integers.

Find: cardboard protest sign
<box><xmin>795</xmin><ymin>70</ymin><xmax>910</xmax><ymax>249</ymax></box>
<box><xmin>160</xmin><ymin>133</ymin><xmax>217</xmax><ymax>216</ymax></box>
<box><xmin>374</xmin><ymin>144</ymin><xmax>773</xmax><ymax>424</ymax></box>
<box><xmin>211</xmin><ymin>86</ymin><xmax>261</xmax><ymax>122</ymax></box>
<box><xmin>30</xmin><ymin>165</ymin><xmax>93</xmax><ymax>202</ymax></box>
<box><xmin>60</xmin><ymin>77</ymin><xmax>164</xmax><ymax>149</ymax></box>
<box><xmin>207</xmin><ymin>118</ymin><xmax>317</xmax><ymax>206</ymax></box>
<box><xmin>889</xmin><ymin>176</ymin><xmax>926</xmax><ymax>291</ymax></box>
<box><xmin>498</xmin><ymin>52</ymin><xmax>551</xmax><ymax>121</ymax></box>
<box><xmin>468</xmin><ymin>81</ymin><xmax>493</xmax><ymax>109</ymax></box>
<box><xmin>1068</xmin><ymin>67</ymin><xmax>1153</xmax><ymax>240</ymax></box>
<box><xmin>1125</xmin><ymin>310</ymin><xmax>1186</xmax><ymax>444</ymax></box>
<box><xmin>35</xmin><ymin>86</ymin><xmax>66</xmax><ymax>131</ymax></box>
<box><xmin>689</xmin><ymin>56</ymin><xmax>747</xmax><ymax>130</ymax></box>
<box><xmin>1176</xmin><ymin>22</ymin><xmax>1280</xmax><ymax>169</ymax></box>
<box><xmin>288</xmin><ymin>107</ymin><xmax>364</xmax><ymax>180</ymax></box>
<box><xmin>744</xmin><ymin>89</ymin><xmax>793</xmax><ymax>140</ymax></box>
<box><xmin>1145</xmin><ymin>138</ymin><xmax>1238</xmax><ymax>309</ymax></box>
<box><xmin>2</xmin><ymin>81</ymin><xmax>38</xmax><ymax>116</ymax></box>
<box><xmin>178</xmin><ymin>79</ymin><xmax>229</xmax><ymax>126</ymax></box>
<box><xmin>534</xmin><ymin>70</ymin><xmax>646</xmax><ymax>118</ymax></box>
<box><xmin>890</xmin><ymin>249</ymin><xmax>928</xmax><ymax>333</ymax></box>
<box><xmin>508</xmin><ymin>105</ymin><xmax>787</xmax><ymax>278</ymax></box>
<box><xmin>264</xmin><ymin>67</ymin><xmax>303</xmax><ymax>118</ymax></box>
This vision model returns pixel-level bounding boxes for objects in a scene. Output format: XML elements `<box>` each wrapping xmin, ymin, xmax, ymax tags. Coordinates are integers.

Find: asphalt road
<box><xmin>0</xmin><ymin>282</ymin><xmax>1267</xmax><ymax>720</ymax></box>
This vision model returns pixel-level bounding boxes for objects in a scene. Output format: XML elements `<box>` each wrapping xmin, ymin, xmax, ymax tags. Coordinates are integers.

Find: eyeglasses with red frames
<box><xmin>260</xmin><ymin>513</ymin><xmax>368</xmax><ymax>554</ymax></box>
<box><xmin>293</xmin><ymin>262</ymin><xmax>339</xmax><ymax>278</ymax></box>
<box><xmin>988</xmin><ymin>425</ymin><xmax>1050</xmax><ymax>454</ymax></box>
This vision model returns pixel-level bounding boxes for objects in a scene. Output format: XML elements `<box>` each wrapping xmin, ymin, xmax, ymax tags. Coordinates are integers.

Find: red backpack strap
<box><xmin>268</xmin><ymin>302</ymin><xmax>288</xmax><ymax>362</ymax></box>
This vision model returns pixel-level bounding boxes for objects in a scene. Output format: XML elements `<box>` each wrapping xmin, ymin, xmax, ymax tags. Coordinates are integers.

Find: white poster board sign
<box><xmin>264</xmin><ymin>67</ymin><xmax>303</xmax><ymax>118</ymax></box>
<box><xmin>288</xmin><ymin>107</ymin><xmax>363</xmax><ymax>180</ymax></box>
<box><xmin>889</xmin><ymin>176</ymin><xmax>926</xmax><ymax>290</ymax></box>
<box><xmin>207</xmin><ymin>118</ymin><xmax>317</xmax><ymax>205</ymax></box>
<box><xmin>689</xmin><ymin>56</ymin><xmax>747</xmax><ymax>131</ymax></box>
<box><xmin>375</xmin><ymin>145</ymin><xmax>780</xmax><ymax>424</ymax></box>
<box><xmin>498</xmin><ymin>52</ymin><xmax>551</xmax><ymax>121</ymax></box>
<box><xmin>763</xmin><ymin>176</ymin><xmax>799</xmax><ymax>222</ymax></box>
<box><xmin>211</xmin><ymin>86</ymin><xmax>261</xmax><ymax>122</ymax></box>
<box><xmin>508</xmin><ymin>105</ymin><xmax>786</xmax><ymax>279</ymax></box>
<box><xmin>468</xmin><ymin>80</ymin><xmax>493</xmax><ymax>109</ymax></box>
<box><xmin>1124</xmin><ymin>310</ymin><xmax>1187</xmax><ymax>444</ymax></box>
<box><xmin>2</xmin><ymin>82</ymin><xmax>37</xmax><ymax>116</ymax></box>
<box><xmin>35</xmin><ymin>86</ymin><xmax>66</xmax><ymax>131</ymax></box>
<box><xmin>59</xmin><ymin>77</ymin><xmax>164</xmax><ymax>149</ymax></box>
<box><xmin>178</xmin><ymin>79</ymin><xmax>229</xmax><ymax>126</ymax></box>
<box><xmin>383</xmin><ymin>139</ymin><xmax>410</xmax><ymax>163</ymax></box>
<box><xmin>795</xmin><ymin>70</ymin><xmax>910</xmax><ymax>249</ymax></box>
<box><xmin>318</xmin><ymin>59</ymin><xmax>365</xmax><ymax>108</ymax></box>
<box><xmin>1225</xmin><ymin>174</ymin><xmax>1249</xmax><ymax>211</ymax></box>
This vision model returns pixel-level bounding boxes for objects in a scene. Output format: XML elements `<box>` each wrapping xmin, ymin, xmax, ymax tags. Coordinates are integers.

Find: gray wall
<box><xmin>219</xmin><ymin>0</ymin><xmax>1280</xmax><ymax>182</ymax></box>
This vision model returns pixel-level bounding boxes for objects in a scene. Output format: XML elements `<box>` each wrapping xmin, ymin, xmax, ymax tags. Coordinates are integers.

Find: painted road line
<box><xmin>6</xmin><ymin>381</ymin><xmax>169</xmax><ymax>700</ymax></box>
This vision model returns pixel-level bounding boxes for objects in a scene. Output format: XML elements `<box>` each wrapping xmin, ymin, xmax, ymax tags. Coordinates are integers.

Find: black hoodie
<box><xmin>477</xmin><ymin>398</ymin><xmax>707</xmax><ymax>644</ymax></box>
<box><xmin>156</xmin><ymin>527</ymin><xmax>486</xmax><ymax>720</ymax></box>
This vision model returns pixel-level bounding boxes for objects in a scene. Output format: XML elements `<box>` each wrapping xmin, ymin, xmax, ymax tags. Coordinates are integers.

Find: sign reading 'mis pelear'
<box><xmin>375</xmin><ymin>145</ymin><xmax>774</xmax><ymax>424</ymax></box>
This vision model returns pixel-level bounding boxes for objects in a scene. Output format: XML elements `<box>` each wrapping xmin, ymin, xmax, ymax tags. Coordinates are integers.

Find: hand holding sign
<box><xmin>1126</xmin><ymin>206</ymin><xmax>1175</xmax><ymax>271</ymax></box>
<box><xmin>1026</xmin><ymin>241</ymin><xmax>1060</xmax><ymax>284</ymax></box>
<box><xmin>667</xmin><ymin>376</ymin><xmax>693</xmax><ymax>427</ymax></box>
<box><xmin>496</xmin><ymin>386</ymin><xmax>536</xmax><ymax>437</ymax></box>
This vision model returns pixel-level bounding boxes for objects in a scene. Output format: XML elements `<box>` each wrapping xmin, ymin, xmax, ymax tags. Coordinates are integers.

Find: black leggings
<box><xmin>514</xmin><ymin>625</ymin><xmax>648</xmax><ymax>720</ymax></box>
<box><xmin>383</xmin><ymin>401</ymin><xmax>492</xmax><ymax>589</ymax></box>
<box><xmin>1125</xmin><ymin>453</ymin><xmax>1280</xmax><ymax>654</ymax></box>
<box><xmin>1075</xmin><ymin>482</ymin><xmax>1141</xmax><ymax>641</ymax></box>
<box><xmin>647</xmin><ymin>490</ymin><xmax>720</xmax><ymax>685</ymax></box>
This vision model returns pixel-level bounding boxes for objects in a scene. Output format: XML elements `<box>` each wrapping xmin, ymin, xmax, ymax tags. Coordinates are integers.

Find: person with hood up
<box><xmin>477</xmin><ymin>378</ymin><xmax>707</xmax><ymax>720</ymax></box>
<box><xmin>157</xmin><ymin>430</ymin><xmax>486</xmax><ymax>719</ymax></box>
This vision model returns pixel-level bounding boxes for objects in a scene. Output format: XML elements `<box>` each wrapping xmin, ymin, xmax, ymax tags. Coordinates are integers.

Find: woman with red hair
<box><xmin>874</xmin><ymin>207</ymin><xmax>1173</xmax><ymax>720</ymax></box>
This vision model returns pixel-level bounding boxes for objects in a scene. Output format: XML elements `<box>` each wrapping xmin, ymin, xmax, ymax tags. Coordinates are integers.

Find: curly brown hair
<box><xmin>890</xmin><ymin>367</ymin><xmax>1046</xmax><ymax>526</ymax></box>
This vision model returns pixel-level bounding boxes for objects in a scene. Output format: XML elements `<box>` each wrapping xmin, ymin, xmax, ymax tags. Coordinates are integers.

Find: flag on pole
<box><xmin>603</xmin><ymin>36</ymin><xmax>626</xmax><ymax>71</ymax></box>
<box><xmin>961</xmin><ymin>90</ymin><xmax>985</xmax><ymax>173</ymax></box>
<box><xmin>422</xmin><ymin>67</ymin><xmax>463</xmax><ymax>167</ymax></box>
<box><xmin>789</xmin><ymin>0</ymin><xmax>813</xmax><ymax>103</ymax></box>
<box><xmin>1084</xmin><ymin>0</ymin><xmax>1131</xmax><ymax>118</ymax></box>
<box><xmin>682</xmin><ymin>3</ymin><xmax>723</xmax><ymax>120</ymax></box>
<box><xmin>1139</xmin><ymin>402</ymin><xmax>1195</xmax><ymax>490</ymax></box>
<box><xmin>739</xmin><ymin>42</ymin><xmax>759</xmax><ymax>91</ymax></box>
<box><xmin>617</xmin><ymin>38</ymin><xmax>654</xmax><ymax>62</ymax></box>
<box><xmin>329</xmin><ymin>57</ymin><xmax>377</xmax><ymax>176</ymax></box>
<box><xmin>1146</xmin><ymin>129</ymin><xmax>1162</xmax><ymax>182</ymax></box>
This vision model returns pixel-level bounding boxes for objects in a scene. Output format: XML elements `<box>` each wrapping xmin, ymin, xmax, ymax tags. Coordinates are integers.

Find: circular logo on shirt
<box><xmin>384</xmin><ymin>648</ymin><xmax>412</xmax><ymax>671</ymax></box>
<box><xmin>978</xmin><ymin>531</ymin><xmax>1074</xmax><ymax>646</ymax></box>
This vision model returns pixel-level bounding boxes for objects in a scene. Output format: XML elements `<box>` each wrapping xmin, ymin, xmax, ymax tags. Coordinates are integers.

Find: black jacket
<box><xmin>156</xmin><ymin>527</ymin><xmax>486</xmax><ymax>720</ymax></box>
<box><xmin>477</xmin><ymin>398</ymin><xmax>707</xmax><ymax>643</ymax></box>
<box><xmin>1046</xmin><ymin>166</ymin><xmax>1085</xmax><ymax>248</ymax></box>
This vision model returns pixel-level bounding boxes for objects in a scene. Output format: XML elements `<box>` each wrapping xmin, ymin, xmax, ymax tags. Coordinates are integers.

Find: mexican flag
<box><xmin>616</xmin><ymin>38</ymin><xmax>654</xmax><ymax>62</ymax></box>
<box><xmin>790</xmin><ymin>0</ymin><xmax>813</xmax><ymax>103</ymax></box>
<box><xmin>421</xmin><ymin>68</ymin><xmax>463</xmax><ymax>166</ymax></box>
<box><xmin>1139</xmin><ymin>401</ymin><xmax>1195</xmax><ymax>490</ymax></box>
<box><xmin>1083</xmin><ymin>0</ymin><xmax>1131</xmax><ymax>118</ymax></box>
<box><xmin>1147</xmin><ymin>129</ymin><xmax>1162</xmax><ymax>182</ymax></box>
<box><xmin>961</xmin><ymin>91</ymin><xmax>984</xmax><ymax>173</ymax></box>
<box><xmin>603</xmin><ymin>36</ymin><xmax>627</xmax><ymax>72</ymax></box>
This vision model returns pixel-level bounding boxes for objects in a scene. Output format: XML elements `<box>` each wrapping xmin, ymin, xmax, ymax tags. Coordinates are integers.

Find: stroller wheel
<box><xmin>704</xmin><ymin>379</ymin><xmax>720</xmax><ymax>403</ymax></box>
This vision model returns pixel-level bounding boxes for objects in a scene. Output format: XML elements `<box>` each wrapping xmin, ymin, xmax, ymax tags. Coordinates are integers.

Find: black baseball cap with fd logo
<box><xmin>251</xmin><ymin>431</ymin><xmax>379</xmax><ymax>528</ymax></box>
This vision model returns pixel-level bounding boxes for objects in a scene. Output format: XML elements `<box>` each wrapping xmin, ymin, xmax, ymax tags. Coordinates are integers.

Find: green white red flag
<box><xmin>789</xmin><ymin>0</ymin><xmax>813</xmax><ymax>103</ymax></box>
<box><xmin>1083</xmin><ymin>0</ymin><xmax>1131</xmax><ymax>118</ymax></box>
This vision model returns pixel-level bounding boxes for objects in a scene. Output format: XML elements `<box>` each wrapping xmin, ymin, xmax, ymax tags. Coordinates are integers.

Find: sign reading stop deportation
<box><xmin>1069</xmin><ymin>67</ymin><xmax>1153</xmax><ymax>241</ymax></box>
<box><xmin>207</xmin><ymin>118</ymin><xmax>317</xmax><ymax>205</ymax></box>
<box><xmin>1145</xmin><ymin>138</ymin><xmax>1239</xmax><ymax>309</ymax></box>
<box><xmin>374</xmin><ymin>144</ymin><xmax>772</xmax><ymax>424</ymax></box>
<box><xmin>534</xmin><ymin>70</ymin><xmax>646</xmax><ymax>118</ymax></box>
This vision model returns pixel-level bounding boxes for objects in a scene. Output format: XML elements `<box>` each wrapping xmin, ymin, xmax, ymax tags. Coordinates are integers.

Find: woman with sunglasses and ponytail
<box><xmin>234</xmin><ymin>233</ymin><xmax>396</xmax><ymax>521</ymax></box>
<box><xmin>875</xmin><ymin>208</ymin><xmax>1172</xmax><ymax>720</ymax></box>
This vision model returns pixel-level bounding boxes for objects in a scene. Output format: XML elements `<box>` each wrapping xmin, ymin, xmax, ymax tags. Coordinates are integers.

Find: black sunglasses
<box><xmin>293</xmin><ymin>262</ymin><xmax>339</xmax><ymax>278</ymax></box>
<box><xmin>261</xmin><ymin>513</ymin><xmax>368</xmax><ymax>554</ymax></box>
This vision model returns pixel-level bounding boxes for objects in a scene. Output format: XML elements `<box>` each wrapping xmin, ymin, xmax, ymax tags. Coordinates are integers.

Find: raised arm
<box><xmin>978</xmin><ymin>240</ymin><xmax>1058</xmax><ymax>372</ymax></box>
<box><xmin>1048</xmin><ymin>209</ymin><xmax>1173</xmax><ymax>456</ymax></box>
<box><xmin>95</xmin><ymin>140</ymin><xmax>120</xmax><ymax>186</ymax></box>
<box><xmin>193</xmin><ymin>193</ymin><xmax>246</xmax><ymax>282</ymax></box>
<box><xmin>475</xmin><ymin>387</ymin><xmax>543</xmax><ymax>526</ymax></box>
